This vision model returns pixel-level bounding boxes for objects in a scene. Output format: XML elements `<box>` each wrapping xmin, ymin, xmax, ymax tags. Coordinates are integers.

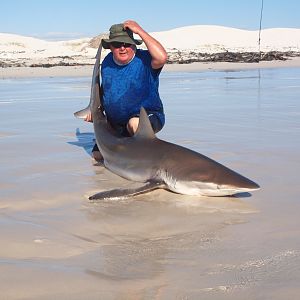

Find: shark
<box><xmin>74</xmin><ymin>42</ymin><xmax>260</xmax><ymax>200</ymax></box>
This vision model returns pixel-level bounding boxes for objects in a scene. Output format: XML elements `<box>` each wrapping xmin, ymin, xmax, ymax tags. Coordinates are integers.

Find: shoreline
<box><xmin>1</xmin><ymin>57</ymin><xmax>300</xmax><ymax>79</ymax></box>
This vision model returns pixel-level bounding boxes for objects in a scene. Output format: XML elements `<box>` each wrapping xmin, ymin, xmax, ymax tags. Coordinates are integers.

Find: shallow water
<box><xmin>0</xmin><ymin>68</ymin><xmax>300</xmax><ymax>299</ymax></box>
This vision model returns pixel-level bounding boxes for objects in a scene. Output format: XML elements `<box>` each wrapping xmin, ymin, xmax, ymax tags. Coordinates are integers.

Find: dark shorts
<box><xmin>92</xmin><ymin>113</ymin><xmax>163</xmax><ymax>152</ymax></box>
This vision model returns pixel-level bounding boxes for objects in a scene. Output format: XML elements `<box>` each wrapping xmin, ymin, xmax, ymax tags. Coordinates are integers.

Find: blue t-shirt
<box><xmin>101</xmin><ymin>49</ymin><xmax>165</xmax><ymax>127</ymax></box>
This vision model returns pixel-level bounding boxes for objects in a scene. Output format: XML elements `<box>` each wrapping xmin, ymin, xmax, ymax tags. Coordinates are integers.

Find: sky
<box><xmin>1</xmin><ymin>0</ymin><xmax>299</xmax><ymax>40</ymax></box>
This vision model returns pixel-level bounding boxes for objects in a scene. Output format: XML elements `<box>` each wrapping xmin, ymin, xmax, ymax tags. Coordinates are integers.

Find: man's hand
<box><xmin>84</xmin><ymin>113</ymin><xmax>93</xmax><ymax>123</ymax></box>
<box><xmin>127</xmin><ymin>117</ymin><xmax>139</xmax><ymax>136</ymax></box>
<box><xmin>123</xmin><ymin>20</ymin><xmax>167</xmax><ymax>70</ymax></box>
<box><xmin>123</xmin><ymin>20</ymin><xmax>143</xmax><ymax>35</ymax></box>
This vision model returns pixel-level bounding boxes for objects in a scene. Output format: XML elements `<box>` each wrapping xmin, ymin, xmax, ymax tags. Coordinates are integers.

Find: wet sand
<box><xmin>0</xmin><ymin>65</ymin><xmax>300</xmax><ymax>299</ymax></box>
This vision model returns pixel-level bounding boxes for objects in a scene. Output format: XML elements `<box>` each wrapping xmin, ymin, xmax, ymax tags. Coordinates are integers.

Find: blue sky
<box><xmin>1</xmin><ymin>0</ymin><xmax>299</xmax><ymax>40</ymax></box>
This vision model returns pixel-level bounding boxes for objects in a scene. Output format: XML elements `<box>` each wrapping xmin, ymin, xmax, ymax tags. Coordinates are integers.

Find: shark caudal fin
<box><xmin>134</xmin><ymin>107</ymin><xmax>156</xmax><ymax>139</ymax></box>
<box><xmin>74</xmin><ymin>40</ymin><xmax>103</xmax><ymax>120</ymax></box>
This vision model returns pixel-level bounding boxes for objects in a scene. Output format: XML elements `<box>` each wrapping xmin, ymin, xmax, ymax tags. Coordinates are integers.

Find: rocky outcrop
<box><xmin>0</xmin><ymin>55</ymin><xmax>95</xmax><ymax>68</ymax></box>
<box><xmin>1</xmin><ymin>50</ymin><xmax>299</xmax><ymax>68</ymax></box>
<box><xmin>166</xmin><ymin>50</ymin><xmax>299</xmax><ymax>64</ymax></box>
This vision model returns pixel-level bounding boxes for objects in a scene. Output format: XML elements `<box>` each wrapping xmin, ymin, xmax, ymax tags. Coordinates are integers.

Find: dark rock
<box><xmin>165</xmin><ymin>50</ymin><xmax>296</xmax><ymax>64</ymax></box>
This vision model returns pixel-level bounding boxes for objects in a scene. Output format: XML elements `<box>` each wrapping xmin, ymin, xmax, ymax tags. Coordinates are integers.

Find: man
<box><xmin>85</xmin><ymin>20</ymin><xmax>167</xmax><ymax>161</ymax></box>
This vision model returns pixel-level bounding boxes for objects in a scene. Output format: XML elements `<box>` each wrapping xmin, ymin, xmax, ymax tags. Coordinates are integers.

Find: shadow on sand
<box><xmin>68</xmin><ymin>128</ymin><xmax>95</xmax><ymax>158</ymax></box>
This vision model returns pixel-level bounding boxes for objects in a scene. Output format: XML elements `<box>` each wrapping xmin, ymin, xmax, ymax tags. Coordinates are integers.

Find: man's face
<box><xmin>110</xmin><ymin>42</ymin><xmax>136</xmax><ymax>64</ymax></box>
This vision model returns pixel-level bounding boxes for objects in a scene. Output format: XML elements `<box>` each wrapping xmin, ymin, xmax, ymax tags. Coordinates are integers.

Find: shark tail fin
<box><xmin>134</xmin><ymin>107</ymin><xmax>156</xmax><ymax>139</ymax></box>
<box><xmin>74</xmin><ymin>106</ymin><xmax>91</xmax><ymax>119</ymax></box>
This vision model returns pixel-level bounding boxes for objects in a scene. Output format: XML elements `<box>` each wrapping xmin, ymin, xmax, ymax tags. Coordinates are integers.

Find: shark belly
<box><xmin>159</xmin><ymin>169</ymin><xmax>257</xmax><ymax>196</ymax></box>
<box><xmin>166</xmin><ymin>179</ymin><xmax>256</xmax><ymax>196</ymax></box>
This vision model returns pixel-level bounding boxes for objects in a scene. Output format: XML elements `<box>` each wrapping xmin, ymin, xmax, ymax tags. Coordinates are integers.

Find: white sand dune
<box><xmin>151</xmin><ymin>25</ymin><xmax>300</xmax><ymax>52</ymax></box>
<box><xmin>1</xmin><ymin>25</ymin><xmax>299</xmax><ymax>62</ymax></box>
<box><xmin>0</xmin><ymin>32</ymin><xmax>95</xmax><ymax>59</ymax></box>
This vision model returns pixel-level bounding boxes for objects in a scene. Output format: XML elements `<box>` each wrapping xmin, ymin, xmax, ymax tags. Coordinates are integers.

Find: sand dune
<box><xmin>1</xmin><ymin>25</ymin><xmax>299</xmax><ymax>62</ymax></box>
<box><xmin>152</xmin><ymin>25</ymin><xmax>300</xmax><ymax>52</ymax></box>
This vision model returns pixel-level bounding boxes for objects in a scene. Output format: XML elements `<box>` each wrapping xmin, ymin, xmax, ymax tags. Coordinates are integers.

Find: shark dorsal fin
<box><xmin>134</xmin><ymin>107</ymin><xmax>156</xmax><ymax>139</ymax></box>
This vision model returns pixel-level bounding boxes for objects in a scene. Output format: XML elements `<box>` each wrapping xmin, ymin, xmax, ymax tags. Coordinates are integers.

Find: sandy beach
<box><xmin>1</xmin><ymin>57</ymin><xmax>300</xmax><ymax>79</ymax></box>
<box><xmin>1</xmin><ymin>62</ymin><xmax>300</xmax><ymax>299</ymax></box>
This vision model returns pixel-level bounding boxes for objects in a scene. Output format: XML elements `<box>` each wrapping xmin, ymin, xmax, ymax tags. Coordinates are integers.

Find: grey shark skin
<box><xmin>75</xmin><ymin>45</ymin><xmax>260</xmax><ymax>200</ymax></box>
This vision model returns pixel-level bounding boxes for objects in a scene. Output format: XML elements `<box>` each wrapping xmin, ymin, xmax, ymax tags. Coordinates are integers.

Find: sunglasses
<box><xmin>110</xmin><ymin>42</ymin><xmax>133</xmax><ymax>49</ymax></box>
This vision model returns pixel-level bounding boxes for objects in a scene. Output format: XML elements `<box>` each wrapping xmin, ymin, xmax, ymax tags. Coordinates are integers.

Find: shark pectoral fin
<box><xmin>89</xmin><ymin>181</ymin><xmax>165</xmax><ymax>200</ymax></box>
<box><xmin>74</xmin><ymin>106</ymin><xmax>91</xmax><ymax>119</ymax></box>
